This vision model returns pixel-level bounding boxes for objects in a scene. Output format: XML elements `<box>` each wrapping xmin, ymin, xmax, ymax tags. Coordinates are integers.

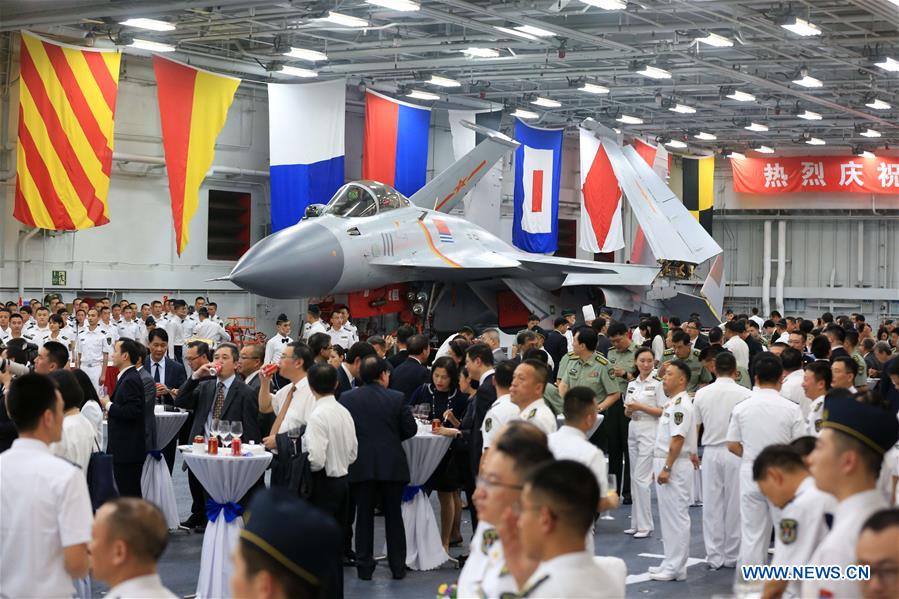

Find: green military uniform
<box><xmin>734</xmin><ymin>365</ymin><xmax>752</xmax><ymax>389</ymax></box>
<box><xmin>606</xmin><ymin>342</ymin><xmax>638</xmax><ymax>394</ymax></box>
<box><xmin>561</xmin><ymin>351</ymin><xmax>618</xmax><ymax>401</ymax></box>
<box><xmin>661</xmin><ymin>347</ymin><xmax>712</xmax><ymax>392</ymax></box>
<box><xmin>851</xmin><ymin>351</ymin><xmax>867</xmax><ymax>389</ymax></box>
<box><xmin>543</xmin><ymin>383</ymin><xmax>563</xmax><ymax>415</ymax></box>
<box><xmin>555</xmin><ymin>352</ymin><xmax>572</xmax><ymax>383</ymax></box>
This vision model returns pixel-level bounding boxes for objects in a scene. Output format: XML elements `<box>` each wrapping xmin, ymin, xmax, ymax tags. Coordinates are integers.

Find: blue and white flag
<box><xmin>268</xmin><ymin>79</ymin><xmax>345</xmax><ymax>232</ymax></box>
<box><xmin>512</xmin><ymin>119</ymin><xmax>563</xmax><ymax>253</ymax></box>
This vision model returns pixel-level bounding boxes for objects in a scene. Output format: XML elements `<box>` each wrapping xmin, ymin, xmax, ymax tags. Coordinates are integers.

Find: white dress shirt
<box><xmin>104</xmin><ymin>573</ymin><xmax>177</xmax><ymax>599</ymax></box>
<box><xmin>303</xmin><ymin>395</ymin><xmax>358</xmax><ymax>477</ymax></box>
<box><xmin>192</xmin><ymin>319</ymin><xmax>230</xmax><ymax>346</ymax></box>
<box><xmin>80</xmin><ymin>400</ymin><xmax>104</xmax><ymax>447</ymax></box>
<box><xmin>272</xmin><ymin>377</ymin><xmax>316</xmax><ymax>434</ymax></box>
<box><xmin>548</xmin><ymin>425</ymin><xmax>608</xmax><ymax>494</ymax></box>
<box><xmin>51</xmin><ymin>412</ymin><xmax>96</xmax><ymax>471</ymax></box>
<box><xmin>149</xmin><ymin>357</ymin><xmax>166</xmax><ymax>385</ymax></box>
<box><xmin>0</xmin><ymin>438</ymin><xmax>93</xmax><ymax>599</ymax></box>
<box><xmin>803</xmin><ymin>489</ymin><xmax>888</xmax><ymax>598</ymax></box>
<box><xmin>693</xmin><ymin>377</ymin><xmax>752</xmax><ymax>446</ymax></box>
<box><xmin>727</xmin><ymin>388</ymin><xmax>805</xmax><ymax>465</ymax></box>
<box><xmin>519</xmin><ymin>397</ymin><xmax>558</xmax><ymax>436</ymax></box>
<box><xmin>724</xmin><ymin>335</ymin><xmax>750</xmax><ymax>369</ymax></box>
<box><xmin>779</xmin><ymin>369</ymin><xmax>809</xmax><ymax>417</ymax></box>
<box><xmin>480</xmin><ymin>394</ymin><xmax>520</xmax><ymax>450</ymax></box>
<box><xmin>265</xmin><ymin>333</ymin><xmax>292</xmax><ymax>364</ymax></box>
<box><xmin>521</xmin><ymin>551</ymin><xmax>623</xmax><ymax>598</ymax></box>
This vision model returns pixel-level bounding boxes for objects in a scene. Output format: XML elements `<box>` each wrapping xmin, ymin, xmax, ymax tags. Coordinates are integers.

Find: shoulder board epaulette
<box><xmin>653</xmin><ymin>374</ymin><xmax>663</xmax><ymax>381</ymax></box>
<box><xmin>566</xmin><ymin>351</ymin><xmax>577</xmax><ymax>357</ymax></box>
<box><xmin>595</xmin><ymin>354</ymin><xmax>609</xmax><ymax>365</ymax></box>
<box><xmin>663</xmin><ymin>348</ymin><xmax>674</xmax><ymax>356</ymax></box>
<box><xmin>692</xmin><ymin>349</ymin><xmax>701</xmax><ymax>357</ymax></box>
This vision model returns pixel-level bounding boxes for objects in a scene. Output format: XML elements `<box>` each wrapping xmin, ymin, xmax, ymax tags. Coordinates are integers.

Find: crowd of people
<box><xmin>2</xmin><ymin>295</ymin><xmax>899</xmax><ymax>598</ymax></box>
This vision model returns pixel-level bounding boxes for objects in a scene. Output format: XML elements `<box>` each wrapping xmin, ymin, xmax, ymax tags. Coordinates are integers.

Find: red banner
<box><xmin>731</xmin><ymin>156</ymin><xmax>899</xmax><ymax>194</ymax></box>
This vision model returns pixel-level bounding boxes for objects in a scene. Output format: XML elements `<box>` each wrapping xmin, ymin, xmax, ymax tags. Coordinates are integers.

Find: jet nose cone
<box><xmin>229</xmin><ymin>222</ymin><xmax>344</xmax><ymax>298</ymax></box>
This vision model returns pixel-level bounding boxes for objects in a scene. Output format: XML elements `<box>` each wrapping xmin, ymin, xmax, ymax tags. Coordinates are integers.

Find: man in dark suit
<box><xmin>238</xmin><ymin>343</ymin><xmax>271</xmax><ymax>436</ymax></box>
<box><xmin>544</xmin><ymin>317</ymin><xmax>570</xmax><ymax>380</ymax></box>
<box><xmin>145</xmin><ymin>328</ymin><xmax>187</xmax><ymax>471</ymax></box>
<box><xmin>134</xmin><ymin>343</ymin><xmax>158</xmax><ymax>459</ymax></box>
<box><xmin>825</xmin><ymin>324</ymin><xmax>849</xmax><ymax>360</ymax></box>
<box><xmin>686</xmin><ymin>319</ymin><xmax>710</xmax><ymax>350</ymax></box>
<box><xmin>387</xmin><ymin>325</ymin><xmax>415</xmax><ymax>368</ymax></box>
<box><xmin>459</xmin><ymin>343</ymin><xmax>497</xmax><ymax>529</ymax></box>
<box><xmin>176</xmin><ymin>342</ymin><xmax>262</xmax><ymax>529</ymax></box>
<box><xmin>340</xmin><ymin>356</ymin><xmax>416</xmax><ymax>580</ymax></box>
<box><xmin>389</xmin><ymin>334</ymin><xmax>431</xmax><ymax>404</ymax></box>
<box><xmin>100</xmin><ymin>338</ymin><xmax>146</xmax><ymax>497</ymax></box>
<box><xmin>508</xmin><ymin>329</ymin><xmax>539</xmax><ymax>367</ymax></box>
<box><xmin>335</xmin><ymin>342</ymin><xmax>376</xmax><ymax>400</ymax></box>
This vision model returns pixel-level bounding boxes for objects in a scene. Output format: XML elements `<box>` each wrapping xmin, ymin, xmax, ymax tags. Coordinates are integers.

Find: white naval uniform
<box><xmin>191</xmin><ymin>319</ymin><xmax>231</xmax><ymax>346</ymax></box>
<box><xmin>39</xmin><ymin>330</ymin><xmax>75</xmax><ymax>353</ymax></box>
<box><xmin>264</xmin><ymin>333</ymin><xmax>292</xmax><ymax>365</ymax></box>
<box><xmin>519</xmin><ymin>397</ymin><xmax>557</xmax><ymax>436</ymax></box>
<box><xmin>802</xmin><ymin>489</ymin><xmax>888</xmax><ymax>599</ymax></box>
<box><xmin>301</xmin><ymin>319</ymin><xmax>328</xmax><ymax>341</ymax></box>
<box><xmin>726</xmin><ymin>388</ymin><xmax>805</xmax><ymax>567</ymax></box>
<box><xmin>806</xmin><ymin>394</ymin><xmax>825</xmax><ymax>436</ymax></box>
<box><xmin>456</xmin><ymin>521</ymin><xmax>516</xmax><ymax>599</ymax></box>
<box><xmin>519</xmin><ymin>551</ymin><xmax>623</xmax><ymax>598</ymax></box>
<box><xmin>653</xmin><ymin>390</ymin><xmax>697</xmax><ymax>578</ymax></box>
<box><xmin>77</xmin><ymin>325</ymin><xmax>112</xmax><ymax>395</ymax></box>
<box><xmin>104</xmin><ymin>574</ymin><xmax>177</xmax><ymax>599</ymax></box>
<box><xmin>780</xmin><ymin>369</ymin><xmax>809</xmax><ymax>418</ymax></box>
<box><xmin>0</xmin><ymin>325</ymin><xmax>10</xmax><ymax>343</ymax></box>
<box><xmin>771</xmin><ymin>477</ymin><xmax>836</xmax><ymax>598</ymax></box>
<box><xmin>548</xmin><ymin>425</ymin><xmax>609</xmax><ymax>550</ymax></box>
<box><xmin>116</xmin><ymin>318</ymin><xmax>144</xmax><ymax>342</ymax></box>
<box><xmin>693</xmin><ymin>376</ymin><xmax>752</xmax><ymax>568</ymax></box>
<box><xmin>480</xmin><ymin>394</ymin><xmax>520</xmax><ymax>451</ymax></box>
<box><xmin>23</xmin><ymin>325</ymin><xmax>49</xmax><ymax>345</ymax></box>
<box><xmin>342</xmin><ymin>321</ymin><xmax>359</xmax><ymax>346</ymax></box>
<box><xmin>326</xmin><ymin>326</ymin><xmax>354</xmax><ymax>350</ymax></box>
<box><xmin>624</xmin><ymin>373</ymin><xmax>664</xmax><ymax>534</ymax></box>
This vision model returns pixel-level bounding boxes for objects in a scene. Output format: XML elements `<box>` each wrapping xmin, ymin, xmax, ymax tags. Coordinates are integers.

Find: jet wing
<box><xmin>369</xmin><ymin>249</ymin><xmax>520</xmax><ymax>272</ymax></box>
<box><xmin>409</xmin><ymin>121</ymin><xmax>519</xmax><ymax>213</ymax></box>
<box><xmin>514</xmin><ymin>254</ymin><xmax>660</xmax><ymax>287</ymax></box>
<box><xmin>599</xmin><ymin>136</ymin><xmax>722</xmax><ymax>265</ymax></box>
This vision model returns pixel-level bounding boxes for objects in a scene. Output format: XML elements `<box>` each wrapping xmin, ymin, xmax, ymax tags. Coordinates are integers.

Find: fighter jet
<box><xmin>225</xmin><ymin>120</ymin><xmax>722</xmax><ymax>325</ymax></box>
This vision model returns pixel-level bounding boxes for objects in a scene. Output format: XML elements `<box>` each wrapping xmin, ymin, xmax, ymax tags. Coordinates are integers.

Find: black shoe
<box><xmin>192</xmin><ymin>520</ymin><xmax>207</xmax><ymax>533</ymax></box>
<box><xmin>357</xmin><ymin>569</ymin><xmax>373</xmax><ymax>581</ymax></box>
<box><xmin>343</xmin><ymin>551</ymin><xmax>357</xmax><ymax>567</ymax></box>
<box><xmin>180</xmin><ymin>514</ymin><xmax>202</xmax><ymax>528</ymax></box>
<box><xmin>391</xmin><ymin>569</ymin><xmax>406</xmax><ymax>580</ymax></box>
<box><xmin>622</xmin><ymin>496</ymin><xmax>633</xmax><ymax>505</ymax></box>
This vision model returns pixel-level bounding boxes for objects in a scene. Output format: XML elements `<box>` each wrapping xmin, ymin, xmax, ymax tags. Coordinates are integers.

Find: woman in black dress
<box><xmin>410</xmin><ymin>356</ymin><xmax>468</xmax><ymax>550</ymax></box>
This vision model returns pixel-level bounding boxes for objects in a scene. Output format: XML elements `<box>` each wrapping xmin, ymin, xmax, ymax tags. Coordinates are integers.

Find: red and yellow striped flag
<box><xmin>14</xmin><ymin>31</ymin><xmax>121</xmax><ymax>230</ymax></box>
<box><xmin>153</xmin><ymin>56</ymin><xmax>239</xmax><ymax>255</ymax></box>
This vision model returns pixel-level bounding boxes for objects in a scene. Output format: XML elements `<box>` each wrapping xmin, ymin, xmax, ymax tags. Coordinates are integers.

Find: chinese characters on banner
<box><xmin>731</xmin><ymin>156</ymin><xmax>899</xmax><ymax>194</ymax></box>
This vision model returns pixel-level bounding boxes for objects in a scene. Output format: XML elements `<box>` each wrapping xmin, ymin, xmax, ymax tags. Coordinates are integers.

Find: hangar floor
<box><xmin>92</xmin><ymin>453</ymin><xmax>735</xmax><ymax>598</ymax></box>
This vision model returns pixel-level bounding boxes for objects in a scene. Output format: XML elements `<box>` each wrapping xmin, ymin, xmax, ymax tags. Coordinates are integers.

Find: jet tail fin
<box><xmin>409</xmin><ymin>121</ymin><xmax>519</xmax><ymax>213</ymax></box>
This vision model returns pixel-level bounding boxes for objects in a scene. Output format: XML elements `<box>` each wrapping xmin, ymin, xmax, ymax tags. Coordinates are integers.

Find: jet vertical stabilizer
<box><xmin>597</xmin><ymin>133</ymin><xmax>722</xmax><ymax>268</ymax></box>
<box><xmin>409</xmin><ymin>121</ymin><xmax>519</xmax><ymax>213</ymax></box>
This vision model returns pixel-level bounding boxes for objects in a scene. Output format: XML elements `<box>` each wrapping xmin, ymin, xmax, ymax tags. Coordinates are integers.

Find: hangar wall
<box><xmin>2</xmin><ymin>56</ymin><xmax>898</xmax><ymax>328</ymax></box>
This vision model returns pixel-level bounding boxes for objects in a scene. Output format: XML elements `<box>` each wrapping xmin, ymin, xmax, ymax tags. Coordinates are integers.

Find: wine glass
<box><xmin>600</xmin><ymin>474</ymin><xmax>617</xmax><ymax>520</ymax></box>
<box><xmin>220</xmin><ymin>420</ymin><xmax>232</xmax><ymax>449</ymax></box>
<box><xmin>211</xmin><ymin>418</ymin><xmax>221</xmax><ymax>441</ymax></box>
<box><xmin>230</xmin><ymin>421</ymin><xmax>243</xmax><ymax>444</ymax></box>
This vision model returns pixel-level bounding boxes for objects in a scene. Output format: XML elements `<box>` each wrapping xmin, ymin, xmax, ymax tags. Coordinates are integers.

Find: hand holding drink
<box><xmin>262</xmin><ymin>363</ymin><xmax>279</xmax><ymax>377</ymax></box>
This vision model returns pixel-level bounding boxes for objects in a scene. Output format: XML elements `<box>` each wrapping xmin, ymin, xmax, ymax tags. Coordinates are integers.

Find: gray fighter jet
<box><xmin>225</xmin><ymin>121</ymin><xmax>721</xmax><ymax>325</ymax></box>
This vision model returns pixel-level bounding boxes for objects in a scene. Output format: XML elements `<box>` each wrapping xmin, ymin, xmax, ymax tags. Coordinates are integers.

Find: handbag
<box><xmin>271</xmin><ymin>426</ymin><xmax>314</xmax><ymax>499</ymax></box>
<box><xmin>86</xmin><ymin>438</ymin><xmax>119</xmax><ymax>511</ymax></box>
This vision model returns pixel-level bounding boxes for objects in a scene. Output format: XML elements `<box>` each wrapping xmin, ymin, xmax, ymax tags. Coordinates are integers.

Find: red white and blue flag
<box><xmin>433</xmin><ymin>218</ymin><xmax>454</xmax><ymax>243</ymax></box>
<box><xmin>513</xmin><ymin>119</ymin><xmax>563</xmax><ymax>253</ymax></box>
<box><xmin>362</xmin><ymin>90</ymin><xmax>431</xmax><ymax>197</ymax></box>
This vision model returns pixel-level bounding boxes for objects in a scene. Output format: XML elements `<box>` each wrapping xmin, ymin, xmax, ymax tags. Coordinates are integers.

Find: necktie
<box><xmin>153</xmin><ymin>363</ymin><xmax>160</xmax><ymax>383</ymax></box>
<box><xmin>213</xmin><ymin>382</ymin><xmax>226</xmax><ymax>419</ymax></box>
<box><xmin>270</xmin><ymin>385</ymin><xmax>296</xmax><ymax>436</ymax></box>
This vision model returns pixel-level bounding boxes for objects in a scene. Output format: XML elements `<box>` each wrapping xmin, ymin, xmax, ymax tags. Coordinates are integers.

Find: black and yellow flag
<box><xmin>670</xmin><ymin>155</ymin><xmax>714</xmax><ymax>234</ymax></box>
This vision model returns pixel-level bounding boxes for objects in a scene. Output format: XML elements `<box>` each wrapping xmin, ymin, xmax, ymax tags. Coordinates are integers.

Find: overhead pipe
<box><xmin>16</xmin><ymin>228</ymin><xmax>40</xmax><ymax>304</ymax></box>
<box><xmin>857</xmin><ymin>222</ymin><xmax>865</xmax><ymax>287</ymax></box>
<box><xmin>762</xmin><ymin>221</ymin><xmax>771</xmax><ymax>317</ymax></box>
<box><xmin>112</xmin><ymin>152</ymin><xmax>268</xmax><ymax>178</ymax></box>
<box><xmin>776</xmin><ymin>221</ymin><xmax>786</xmax><ymax>317</ymax></box>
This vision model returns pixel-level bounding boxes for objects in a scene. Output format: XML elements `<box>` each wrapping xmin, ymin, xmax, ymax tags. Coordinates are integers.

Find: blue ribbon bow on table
<box><xmin>401</xmin><ymin>485</ymin><xmax>423</xmax><ymax>503</ymax></box>
<box><xmin>206</xmin><ymin>499</ymin><xmax>244</xmax><ymax>523</ymax></box>
<box><xmin>148</xmin><ymin>450</ymin><xmax>164</xmax><ymax>461</ymax></box>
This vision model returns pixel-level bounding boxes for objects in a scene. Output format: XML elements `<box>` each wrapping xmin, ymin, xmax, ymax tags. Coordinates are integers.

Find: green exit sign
<box><xmin>51</xmin><ymin>270</ymin><xmax>66</xmax><ymax>286</ymax></box>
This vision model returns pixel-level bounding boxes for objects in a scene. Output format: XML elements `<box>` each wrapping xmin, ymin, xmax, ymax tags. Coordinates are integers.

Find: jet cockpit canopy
<box><xmin>324</xmin><ymin>181</ymin><xmax>411</xmax><ymax>217</ymax></box>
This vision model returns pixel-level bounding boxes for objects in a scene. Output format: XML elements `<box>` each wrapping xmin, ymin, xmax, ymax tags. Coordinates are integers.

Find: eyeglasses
<box><xmin>475</xmin><ymin>476</ymin><xmax>523</xmax><ymax>492</ymax></box>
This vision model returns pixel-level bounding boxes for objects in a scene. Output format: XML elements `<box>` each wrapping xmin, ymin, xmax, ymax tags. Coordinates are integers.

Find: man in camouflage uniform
<box><xmin>661</xmin><ymin>330</ymin><xmax>712</xmax><ymax>393</ymax></box>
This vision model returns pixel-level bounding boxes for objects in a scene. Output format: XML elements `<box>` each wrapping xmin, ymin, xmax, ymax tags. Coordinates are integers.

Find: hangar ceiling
<box><xmin>2</xmin><ymin>0</ymin><xmax>899</xmax><ymax>154</ymax></box>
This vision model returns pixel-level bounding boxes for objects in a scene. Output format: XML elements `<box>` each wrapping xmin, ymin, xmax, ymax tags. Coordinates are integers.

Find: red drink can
<box><xmin>432</xmin><ymin>419</ymin><xmax>441</xmax><ymax>432</ymax></box>
<box><xmin>193</xmin><ymin>435</ymin><xmax>204</xmax><ymax>444</ymax></box>
<box><xmin>232</xmin><ymin>438</ymin><xmax>241</xmax><ymax>456</ymax></box>
<box><xmin>262</xmin><ymin>363</ymin><xmax>279</xmax><ymax>377</ymax></box>
<box><xmin>207</xmin><ymin>436</ymin><xmax>218</xmax><ymax>455</ymax></box>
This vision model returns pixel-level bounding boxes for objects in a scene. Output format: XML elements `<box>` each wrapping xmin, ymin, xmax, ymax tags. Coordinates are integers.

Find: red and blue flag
<box><xmin>363</xmin><ymin>90</ymin><xmax>431</xmax><ymax>197</ymax></box>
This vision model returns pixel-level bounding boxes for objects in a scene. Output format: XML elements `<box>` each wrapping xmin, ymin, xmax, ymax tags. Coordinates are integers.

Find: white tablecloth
<box><xmin>180</xmin><ymin>447</ymin><xmax>272</xmax><ymax>599</ymax></box>
<box><xmin>141</xmin><ymin>410</ymin><xmax>189</xmax><ymax>529</ymax></box>
<box><xmin>399</xmin><ymin>426</ymin><xmax>452</xmax><ymax>570</ymax></box>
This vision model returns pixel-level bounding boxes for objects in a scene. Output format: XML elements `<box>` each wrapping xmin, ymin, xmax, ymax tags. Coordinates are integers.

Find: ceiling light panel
<box><xmin>120</xmin><ymin>18</ymin><xmax>176</xmax><ymax>31</ymax></box>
